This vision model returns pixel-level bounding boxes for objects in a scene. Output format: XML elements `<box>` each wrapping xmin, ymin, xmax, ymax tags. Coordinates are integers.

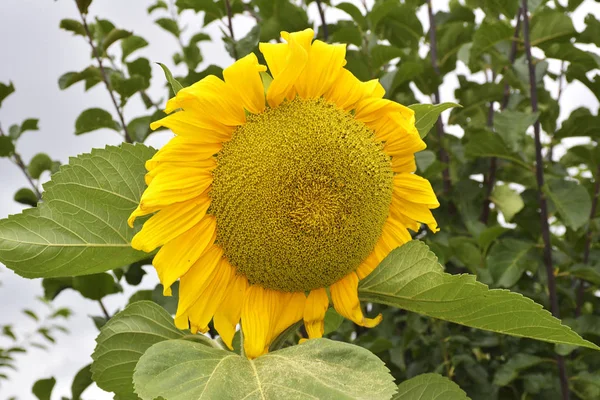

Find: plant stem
<box><xmin>98</xmin><ymin>299</ymin><xmax>110</xmax><ymax>320</ymax></box>
<box><xmin>0</xmin><ymin>125</ymin><xmax>42</xmax><ymax>200</ymax></box>
<box><xmin>77</xmin><ymin>7</ymin><xmax>132</xmax><ymax>143</ymax></box>
<box><xmin>426</xmin><ymin>0</ymin><xmax>451</xmax><ymax>194</ymax></box>
<box><xmin>575</xmin><ymin>162</ymin><xmax>600</xmax><ymax>317</ymax></box>
<box><xmin>224</xmin><ymin>0</ymin><xmax>238</xmax><ymax>60</ymax></box>
<box><xmin>548</xmin><ymin>60</ymin><xmax>566</xmax><ymax>163</ymax></box>
<box><xmin>480</xmin><ymin>8</ymin><xmax>522</xmax><ymax>224</ymax></box>
<box><xmin>315</xmin><ymin>0</ymin><xmax>329</xmax><ymax>41</ymax></box>
<box><xmin>522</xmin><ymin>2</ymin><xmax>569</xmax><ymax>398</ymax></box>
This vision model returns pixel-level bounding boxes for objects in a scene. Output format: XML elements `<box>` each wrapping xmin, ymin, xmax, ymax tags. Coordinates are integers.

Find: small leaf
<box><xmin>409</xmin><ymin>103</ymin><xmax>460</xmax><ymax>138</ymax></box>
<box><xmin>13</xmin><ymin>188</ymin><xmax>38</xmax><ymax>207</ymax></box>
<box><xmin>493</xmin><ymin>110</ymin><xmax>540</xmax><ymax>151</ymax></box>
<box><xmin>28</xmin><ymin>153</ymin><xmax>54</xmax><ymax>179</ymax></box>
<box><xmin>490</xmin><ymin>184</ymin><xmax>524</xmax><ymax>222</ymax></box>
<box><xmin>157</xmin><ymin>62</ymin><xmax>184</xmax><ymax>95</ymax></box>
<box><xmin>487</xmin><ymin>239</ymin><xmax>534</xmax><ymax>288</ymax></box>
<box><xmin>371</xmin><ymin>45</ymin><xmax>404</xmax><ymax>71</ymax></box>
<box><xmin>530</xmin><ymin>9</ymin><xmax>576</xmax><ymax>49</ymax></box>
<box><xmin>0</xmin><ymin>81</ymin><xmax>15</xmax><ymax>107</ymax></box>
<box><xmin>32</xmin><ymin>377</ymin><xmax>56</xmax><ymax>400</ymax></box>
<box><xmin>0</xmin><ymin>136</ymin><xmax>15</xmax><ymax>157</ymax></box>
<box><xmin>110</xmin><ymin>74</ymin><xmax>146</xmax><ymax>99</ymax></box>
<box><xmin>102</xmin><ymin>28</ymin><xmax>132</xmax><ymax>53</ymax></box>
<box><xmin>76</xmin><ymin>0</ymin><xmax>92</xmax><ymax>14</ymax></box>
<box><xmin>493</xmin><ymin>354</ymin><xmax>544</xmax><ymax>386</ymax></box>
<box><xmin>72</xmin><ymin>273</ymin><xmax>121</xmax><ymax>300</ymax></box>
<box><xmin>465</xmin><ymin>129</ymin><xmax>528</xmax><ymax>168</ymax></box>
<box><xmin>358</xmin><ymin>241</ymin><xmax>600</xmax><ymax>351</ymax></box>
<box><xmin>0</xmin><ymin>144</ymin><xmax>155</xmax><ymax>278</ymax></box>
<box><xmin>323</xmin><ymin>308</ymin><xmax>345</xmax><ymax>335</ymax></box>
<box><xmin>228</xmin><ymin>25</ymin><xmax>260</xmax><ymax>59</ymax></box>
<box><xmin>469</xmin><ymin>19</ymin><xmax>513</xmax><ymax>62</ymax></box>
<box><xmin>127</xmin><ymin>116</ymin><xmax>152</xmax><ymax>142</ymax></box>
<box><xmin>58</xmin><ymin>67</ymin><xmax>103</xmax><ymax>91</ymax></box>
<box><xmin>121</xmin><ymin>35</ymin><xmax>149</xmax><ymax>61</ymax></box>
<box><xmin>91</xmin><ymin>301</ymin><xmax>185</xmax><ymax>399</ymax></box>
<box><xmin>155</xmin><ymin>18</ymin><xmax>180</xmax><ymax>37</ymax></box>
<box><xmin>336</xmin><ymin>2</ymin><xmax>367</xmax><ymax>29</ymax></box>
<box><xmin>544</xmin><ymin>178</ymin><xmax>592</xmax><ymax>230</ymax></box>
<box><xmin>75</xmin><ymin>108</ymin><xmax>120</xmax><ymax>134</ymax></box>
<box><xmin>42</xmin><ymin>278</ymin><xmax>74</xmax><ymax>300</ymax></box>
<box><xmin>59</xmin><ymin>19</ymin><xmax>85</xmax><ymax>36</ymax></box>
<box><xmin>393</xmin><ymin>373</ymin><xmax>469</xmax><ymax>400</ymax></box>
<box><xmin>71</xmin><ymin>364</ymin><xmax>93</xmax><ymax>400</ymax></box>
<box><xmin>133</xmin><ymin>338</ymin><xmax>397</xmax><ymax>400</ymax></box>
<box><xmin>23</xmin><ymin>309</ymin><xmax>39</xmax><ymax>321</ymax></box>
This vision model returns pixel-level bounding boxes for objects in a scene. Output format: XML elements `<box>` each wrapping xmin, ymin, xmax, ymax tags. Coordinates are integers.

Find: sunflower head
<box><xmin>128</xmin><ymin>28</ymin><xmax>439</xmax><ymax>359</ymax></box>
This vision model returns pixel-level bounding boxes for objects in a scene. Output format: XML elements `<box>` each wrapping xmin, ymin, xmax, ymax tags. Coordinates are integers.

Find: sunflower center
<box><xmin>209</xmin><ymin>98</ymin><xmax>393</xmax><ymax>292</ymax></box>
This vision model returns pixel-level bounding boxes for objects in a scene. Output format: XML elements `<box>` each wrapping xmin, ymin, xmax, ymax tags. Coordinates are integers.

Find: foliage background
<box><xmin>0</xmin><ymin>0</ymin><xmax>599</xmax><ymax>398</ymax></box>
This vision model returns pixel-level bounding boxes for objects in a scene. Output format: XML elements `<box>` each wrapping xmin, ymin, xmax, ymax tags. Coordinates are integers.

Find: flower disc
<box><xmin>209</xmin><ymin>98</ymin><xmax>394</xmax><ymax>292</ymax></box>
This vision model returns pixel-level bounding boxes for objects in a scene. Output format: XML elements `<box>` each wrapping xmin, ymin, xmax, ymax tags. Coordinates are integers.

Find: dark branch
<box><xmin>426</xmin><ymin>0</ymin><xmax>451</xmax><ymax>194</ymax></box>
<box><xmin>98</xmin><ymin>299</ymin><xmax>111</xmax><ymax>320</ymax></box>
<box><xmin>522</xmin><ymin>2</ymin><xmax>570</xmax><ymax>398</ymax></box>
<box><xmin>480</xmin><ymin>8</ymin><xmax>522</xmax><ymax>223</ymax></box>
<box><xmin>224</xmin><ymin>0</ymin><xmax>238</xmax><ymax>60</ymax></box>
<box><xmin>315</xmin><ymin>0</ymin><xmax>329</xmax><ymax>41</ymax></box>
<box><xmin>77</xmin><ymin>7</ymin><xmax>132</xmax><ymax>143</ymax></box>
<box><xmin>0</xmin><ymin>125</ymin><xmax>43</xmax><ymax>200</ymax></box>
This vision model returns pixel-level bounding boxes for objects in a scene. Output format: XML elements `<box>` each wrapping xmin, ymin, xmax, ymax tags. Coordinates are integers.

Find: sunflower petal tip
<box><xmin>362</xmin><ymin>313</ymin><xmax>383</xmax><ymax>328</ymax></box>
<box><xmin>163</xmin><ymin>285</ymin><xmax>172</xmax><ymax>297</ymax></box>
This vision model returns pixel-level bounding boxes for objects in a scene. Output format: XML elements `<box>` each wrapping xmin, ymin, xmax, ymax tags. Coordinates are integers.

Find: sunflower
<box><xmin>128</xmin><ymin>28</ymin><xmax>439</xmax><ymax>359</ymax></box>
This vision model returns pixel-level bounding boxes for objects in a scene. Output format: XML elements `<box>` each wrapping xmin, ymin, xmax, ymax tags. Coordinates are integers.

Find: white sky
<box><xmin>0</xmin><ymin>0</ymin><xmax>598</xmax><ymax>399</ymax></box>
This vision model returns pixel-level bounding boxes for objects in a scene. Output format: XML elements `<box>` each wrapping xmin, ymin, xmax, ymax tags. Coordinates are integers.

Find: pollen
<box><xmin>209</xmin><ymin>98</ymin><xmax>394</xmax><ymax>292</ymax></box>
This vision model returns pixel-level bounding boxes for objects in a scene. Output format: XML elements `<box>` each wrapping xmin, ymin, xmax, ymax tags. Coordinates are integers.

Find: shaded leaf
<box><xmin>493</xmin><ymin>110</ymin><xmax>539</xmax><ymax>151</ymax></box>
<box><xmin>544</xmin><ymin>178</ymin><xmax>592</xmax><ymax>230</ymax></box>
<box><xmin>28</xmin><ymin>153</ymin><xmax>53</xmax><ymax>179</ymax></box>
<box><xmin>102</xmin><ymin>28</ymin><xmax>132</xmax><ymax>53</ymax></box>
<box><xmin>71</xmin><ymin>364</ymin><xmax>93</xmax><ymax>400</ymax></box>
<box><xmin>409</xmin><ymin>103</ymin><xmax>460</xmax><ymax>138</ymax></box>
<box><xmin>0</xmin><ymin>81</ymin><xmax>15</xmax><ymax>108</ymax></box>
<box><xmin>72</xmin><ymin>272</ymin><xmax>121</xmax><ymax>300</ymax></box>
<box><xmin>487</xmin><ymin>239</ymin><xmax>534</xmax><ymax>287</ymax></box>
<box><xmin>121</xmin><ymin>35</ymin><xmax>149</xmax><ymax>61</ymax></box>
<box><xmin>32</xmin><ymin>377</ymin><xmax>56</xmax><ymax>400</ymax></box>
<box><xmin>59</xmin><ymin>19</ymin><xmax>85</xmax><ymax>36</ymax></box>
<box><xmin>157</xmin><ymin>62</ymin><xmax>184</xmax><ymax>95</ymax></box>
<box><xmin>13</xmin><ymin>188</ymin><xmax>38</xmax><ymax>207</ymax></box>
<box><xmin>490</xmin><ymin>185</ymin><xmax>524</xmax><ymax>222</ymax></box>
<box><xmin>393</xmin><ymin>373</ymin><xmax>469</xmax><ymax>400</ymax></box>
<box><xmin>155</xmin><ymin>18</ymin><xmax>180</xmax><ymax>37</ymax></box>
<box><xmin>75</xmin><ymin>108</ymin><xmax>120</xmax><ymax>134</ymax></box>
<box><xmin>493</xmin><ymin>354</ymin><xmax>544</xmax><ymax>386</ymax></box>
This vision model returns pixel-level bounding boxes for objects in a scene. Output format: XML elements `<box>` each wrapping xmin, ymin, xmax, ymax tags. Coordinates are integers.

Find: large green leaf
<box><xmin>490</xmin><ymin>184</ymin><xmax>524</xmax><ymax>222</ymax></box>
<box><xmin>544</xmin><ymin>178</ymin><xmax>592</xmax><ymax>231</ymax></box>
<box><xmin>409</xmin><ymin>103</ymin><xmax>461</xmax><ymax>139</ymax></box>
<box><xmin>464</xmin><ymin>129</ymin><xmax>529</xmax><ymax>168</ymax></box>
<box><xmin>358</xmin><ymin>241</ymin><xmax>600</xmax><ymax>351</ymax></box>
<box><xmin>91</xmin><ymin>301</ymin><xmax>185</xmax><ymax>400</ymax></box>
<box><xmin>133</xmin><ymin>338</ymin><xmax>397</xmax><ymax>400</ymax></box>
<box><xmin>486</xmin><ymin>239</ymin><xmax>535</xmax><ymax>288</ymax></box>
<box><xmin>469</xmin><ymin>19</ymin><xmax>513</xmax><ymax>61</ymax></box>
<box><xmin>530</xmin><ymin>9</ymin><xmax>576</xmax><ymax>49</ymax></box>
<box><xmin>0</xmin><ymin>144</ymin><xmax>155</xmax><ymax>278</ymax></box>
<box><xmin>393</xmin><ymin>373</ymin><xmax>469</xmax><ymax>400</ymax></box>
<box><xmin>493</xmin><ymin>110</ymin><xmax>540</xmax><ymax>151</ymax></box>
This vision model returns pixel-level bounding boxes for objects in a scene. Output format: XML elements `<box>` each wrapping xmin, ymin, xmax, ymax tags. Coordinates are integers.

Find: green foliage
<box><xmin>134</xmin><ymin>338</ymin><xmax>397</xmax><ymax>400</ymax></box>
<box><xmin>32</xmin><ymin>377</ymin><xmax>55</xmax><ymax>400</ymax></box>
<box><xmin>0</xmin><ymin>144</ymin><xmax>154</xmax><ymax>278</ymax></box>
<box><xmin>410</xmin><ymin>103</ymin><xmax>461</xmax><ymax>138</ymax></box>
<box><xmin>393</xmin><ymin>373</ymin><xmax>469</xmax><ymax>400</ymax></box>
<box><xmin>75</xmin><ymin>108</ymin><xmax>120</xmax><ymax>134</ymax></box>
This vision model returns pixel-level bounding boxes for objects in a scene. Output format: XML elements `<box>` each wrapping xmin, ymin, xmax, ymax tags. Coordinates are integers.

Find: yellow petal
<box><xmin>130</xmin><ymin>195</ymin><xmax>210</xmax><ymax>252</ymax></box>
<box><xmin>184</xmin><ymin>257</ymin><xmax>235</xmax><ymax>334</ymax></box>
<box><xmin>145</xmin><ymin>136</ymin><xmax>221</xmax><ymax>171</ymax></box>
<box><xmin>175</xmin><ymin>245</ymin><xmax>224</xmax><ymax>323</ymax></box>
<box><xmin>324</xmin><ymin>69</ymin><xmax>384</xmax><ymax>111</ymax></box>
<box><xmin>391</xmin><ymin>154</ymin><xmax>417</xmax><ymax>174</ymax></box>
<box><xmin>270</xmin><ymin>291</ymin><xmax>305</xmax><ymax>344</ymax></box>
<box><xmin>150</xmin><ymin>110</ymin><xmax>233</xmax><ymax>143</ymax></box>
<box><xmin>241</xmin><ymin>285</ymin><xmax>275</xmax><ymax>359</ymax></box>
<box><xmin>393</xmin><ymin>173</ymin><xmax>440</xmax><ymax>208</ymax></box>
<box><xmin>295</xmin><ymin>40</ymin><xmax>346</xmax><ymax>99</ymax></box>
<box><xmin>260</xmin><ymin>29</ymin><xmax>314</xmax><ymax>107</ymax></box>
<box><xmin>356</xmin><ymin>251</ymin><xmax>381</xmax><ymax>280</ymax></box>
<box><xmin>153</xmin><ymin>216</ymin><xmax>217</xmax><ymax>295</ymax></box>
<box><xmin>330</xmin><ymin>272</ymin><xmax>382</xmax><ymax>328</ymax></box>
<box><xmin>139</xmin><ymin>167</ymin><xmax>213</xmax><ymax>209</ymax></box>
<box><xmin>375</xmin><ymin>217</ymin><xmax>411</xmax><ymax>260</ymax></box>
<box><xmin>223</xmin><ymin>53</ymin><xmax>267</xmax><ymax>114</ymax></box>
<box><xmin>303</xmin><ymin>288</ymin><xmax>329</xmax><ymax>339</ymax></box>
<box><xmin>355</xmin><ymin>98</ymin><xmax>420</xmax><ymax>143</ymax></box>
<box><xmin>391</xmin><ymin>195</ymin><xmax>439</xmax><ymax>233</ymax></box>
<box><xmin>214</xmin><ymin>272</ymin><xmax>249</xmax><ymax>350</ymax></box>
<box><xmin>168</xmin><ymin>75</ymin><xmax>246</xmax><ymax>127</ymax></box>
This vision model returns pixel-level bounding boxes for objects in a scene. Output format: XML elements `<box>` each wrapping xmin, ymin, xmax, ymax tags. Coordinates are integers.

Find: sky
<box><xmin>0</xmin><ymin>0</ymin><xmax>598</xmax><ymax>399</ymax></box>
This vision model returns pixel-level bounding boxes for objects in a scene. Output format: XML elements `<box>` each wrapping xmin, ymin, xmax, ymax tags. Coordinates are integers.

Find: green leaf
<box><xmin>32</xmin><ymin>377</ymin><xmax>56</xmax><ymax>400</ymax></box>
<box><xmin>58</xmin><ymin>67</ymin><xmax>103</xmax><ymax>91</ymax></box>
<box><xmin>225</xmin><ymin>25</ymin><xmax>260</xmax><ymax>59</ymax></box>
<box><xmin>555</xmin><ymin>107</ymin><xmax>600</xmax><ymax>139</ymax></box>
<box><xmin>155</xmin><ymin>18</ymin><xmax>180</xmax><ymax>37</ymax></box>
<box><xmin>72</xmin><ymin>272</ymin><xmax>121</xmax><ymax>300</ymax></box>
<box><xmin>570</xmin><ymin>264</ymin><xmax>600</xmax><ymax>285</ymax></box>
<box><xmin>493</xmin><ymin>353</ymin><xmax>544</xmax><ymax>386</ymax></box>
<box><xmin>487</xmin><ymin>239</ymin><xmax>534</xmax><ymax>287</ymax></box>
<box><xmin>0</xmin><ymin>81</ymin><xmax>15</xmax><ymax>108</ymax></box>
<box><xmin>8</xmin><ymin>118</ymin><xmax>38</xmax><ymax>140</ymax></box>
<box><xmin>0</xmin><ymin>135</ymin><xmax>15</xmax><ymax>157</ymax></box>
<box><xmin>371</xmin><ymin>45</ymin><xmax>404</xmax><ymax>71</ymax></box>
<box><xmin>530</xmin><ymin>9</ymin><xmax>576</xmax><ymax>49</ymax></box>
<box><xmin>59</xmin><ymin>19</ymin><xmax>86</xmax><ymax>36</ymax></box>
<box><xmin>469</xmin><ymin>19</ymin><xmax>513</xmax><ymax>62</ymax></box>
<box><xmin>121</xmin><ymin>35</ymin><xmax>149</xmax><ymax>61</ymax></box>
<box><xmin>71</xmin><ymin>364</ymin><xmax>93</xmax><ymax>400</ymax></box>
<box><xmin>127</xmin><ymin>116</ymin><xmax>152</xmax><ymax>142</ymax></box>
<box><xmin>133</xmin><ymin>338</ymin><xmax>397</xmax><ymax>400</ymax></box>
<box><xmin>336</xmin><ymin>2</ymin><xmax>367</xmax><ymax>29</ymax></box>
<box><xmin>490</xmin><ymin>184</ymin><xmax>524</xmax><ymax>222</ymax></box>
<box><xmin>127</xmin><ymin>57</ymin><xmax>152</xmax><ymax>86</ymax></box>
<box><xmin>110</xmin><ymin>74</ymin><xmax>146</xmax><ymax>99</ymax></box>
<box><xmin>358</xmin><ymin>241</ymin><xmax>600</xmax><ymax>351</ymax></box>
<box><xmin>28</xmin><ymin>153</ymin><xmax>53</xmax><ymax>179</ymax></box>
<box><xmin>76</xmin><ymin>0</ymin><xmax>92</xmax><ymax>14</ymax></box>
<box><xmin>409</xmin><ymin>103</ymin><xmax>460</xmax><ymax>138</ymax></box>
<box><xmin>464</xmin><ymin>129</ymin><xmax>528</xmax><ymax>168</ymax></box>
<box><xmin>102</xmin><ymin>28</ymin><xmax>132</xmax><ymax>53</ymax></box>
<box><xmin>91</xmin><ymin>301</ymin><xmax>185</xmax><ymax>399</ymax></box>
<box><xmin>75</xmin><ymin>108</ymin><xmax>120</xmax><ymax>134</ymax></box>
<box><xmin>13</xmin><ymin>188</ymin><xmax>38</xmax><ymax>207</ymax></box>
<box><xmin>0</xmin><ymin>144</ymin><xmax>155</xmax><ymax>278</ymax></box>
<box><xmin>493</xmin><ymin>110</ymin><xmax>540</xmax><ymax>151</ymax></box>
<box><xmin>157</xmin><ymin>62</ymin><xmax>184</xmax><ymax>95</ymax></box>
<box><xmin>544</xmin><ymin>178</ymin><xmax>592</xmax><ymax>230</ymax></box>
<box><xmin>323</xmin><ymin>308</ymin><xmax>345</xmax><ymax>335</ymax></box>
<box><xmin>393</xmin><ymin>373</ymin><xmax>469</xmax><ymax>400</ymax></box>
<box><xmin>580</xmin><ymin>14</ymin><xmax>600</xmax><ymax>47</ymax></box>
<box><xmin>42</xmin><ymin>277</ymin><xmax>74</xmax><ymax>300</ymax></box>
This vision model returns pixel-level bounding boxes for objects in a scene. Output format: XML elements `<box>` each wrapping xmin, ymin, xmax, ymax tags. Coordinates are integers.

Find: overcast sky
<box><xmin>0</xmin><ymin>0</ymin><xmax>598</xmax><ymax>399</ymax></box>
